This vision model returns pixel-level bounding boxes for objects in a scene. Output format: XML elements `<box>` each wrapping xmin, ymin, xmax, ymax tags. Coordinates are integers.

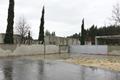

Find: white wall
<box><xmin>70</xmin><ymin>45</ymin><xmax>108</xmax><ymax>55</ymax></box>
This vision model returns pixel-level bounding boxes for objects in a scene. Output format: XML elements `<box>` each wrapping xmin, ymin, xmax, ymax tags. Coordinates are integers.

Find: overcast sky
<box><xmin>0</xmin><ymin>0</ymin><xmax>120</xmax><ymax>39</ymax></box>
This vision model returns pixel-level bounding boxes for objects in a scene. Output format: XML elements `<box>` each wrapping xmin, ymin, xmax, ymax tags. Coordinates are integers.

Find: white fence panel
<box><xmin>70</xmin><ymin>45</ymin><xmax>108</xmax><ymax>54</ymax></box>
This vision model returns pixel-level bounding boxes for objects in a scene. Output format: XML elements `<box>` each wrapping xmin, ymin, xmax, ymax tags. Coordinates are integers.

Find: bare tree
<box><xmin>112</xmin><ymin>3</ymin><xmax>120</xmax><ymax>25</ymax></box>
<box><xmin>16</xmin><ymin>17</ymin><xmax>31</xmax><ymax>44</ymax></box>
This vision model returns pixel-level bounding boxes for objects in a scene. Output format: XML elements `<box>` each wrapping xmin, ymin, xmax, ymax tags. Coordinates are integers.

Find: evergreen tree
<box><xmin>81</xmin><ymin>19</ymin><xmax>85</xmax><ymax>45</ymax></box>
<box><xmin>51</xmin><ymin>32</ymin><xmax>56</xmax><ymax>36</ymax></box>
<box><xmin>4</xmin><ymin>0</ymin><xmax>14</xmax><ymax>44</ymax></box>
<box><xmin>89</xmin><ymin>25</ymin><xmax>97</xmax><ymax>44</ymax></box>
<box><xmin>67</xmin><ymin>33</ymin><xmax>80</xmax><ymax>39</ymax></box>
<box><xmin>28</xmin><ymin>31</ymin><xmax>31</xmax><ymax>45</ymax></box>
<box><xmin>38</xmin><ymin>6</ymin><xmax>45</xmax><ymax>44</ymax></box>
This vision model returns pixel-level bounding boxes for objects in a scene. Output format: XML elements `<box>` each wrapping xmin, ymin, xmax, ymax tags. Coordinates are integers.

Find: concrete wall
<box><xmin>1</xmin><ymin>44</ymin><xmax>117</xmax><ymax>57</ymax></box>
<box><xmin>13</xmin><ymin>45</ymin><xmax>44</xmax><ymax>55</ymax></box>
<box><xmin>0</xmin><ymin>44</ymin><xmax>68</xmax><ymax>57</ymax></box>
<box><xmin>46</xmin><ymin>45</ymin><xmax>59</xmax><ymax>54</ymax></box>
<box><xmin>70</xmin><ymin>45</ymin><xmax>108</xmax><ymax>55</ymax></box>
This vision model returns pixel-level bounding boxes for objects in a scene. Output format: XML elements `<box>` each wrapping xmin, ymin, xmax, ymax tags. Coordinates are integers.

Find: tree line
<box><xmin>68</xmin><ymin>24</ymin><xmax>120</xmax><ymax>44</ymax></box>
<box><xmin>68</xmin><ymin>3</ymin><xmax>120</xmax><ymax>45</ymax></box>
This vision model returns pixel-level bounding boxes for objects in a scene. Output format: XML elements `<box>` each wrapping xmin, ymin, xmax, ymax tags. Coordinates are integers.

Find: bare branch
<box><xmin>112</xmin><ymin>3</ymin><xmax>120</xmax><ymax>25</ymax></box>
<box><xmin>15</xmin><ymin>17</ymin><xmax>31</xmax><ymax>44</ymax></box>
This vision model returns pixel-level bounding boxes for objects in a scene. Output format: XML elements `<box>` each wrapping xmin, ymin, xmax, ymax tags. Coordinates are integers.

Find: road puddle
<box><xmin>0</xmin><ymin>59</ymin><xmax>119</xmax><ymax>80</ymax></box>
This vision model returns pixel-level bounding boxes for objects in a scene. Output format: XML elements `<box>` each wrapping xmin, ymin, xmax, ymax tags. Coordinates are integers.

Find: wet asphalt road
<box><xmin>0</xmin><ymin>59</ymin><xmax>120</xmax><ymax>80</ymax></box>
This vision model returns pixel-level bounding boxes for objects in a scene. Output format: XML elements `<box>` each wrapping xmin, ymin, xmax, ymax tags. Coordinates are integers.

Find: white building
<box><xmin>0</xmin><ymin>33</ymin><xmax>21</xmax><ymax>44</ymax></box>
<box><xmin>33</xmin><ymin>36</ymin><xmax>80</xmax><ymax>45</ymax></box>
<box><xmin>95</xmin><ymin>35</ymin><xmax>120</xmax><ymax>45</ymax></box>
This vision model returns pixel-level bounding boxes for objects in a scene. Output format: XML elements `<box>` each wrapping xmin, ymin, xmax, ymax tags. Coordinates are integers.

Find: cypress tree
<box><xmin>81</xmin><ymin>18</ymin><xmax>85</xmax><ymax>45</ymax></box>
<box><xmin>4</xmin><ymin>0</ymin><xmax>14</xmax><ymax>44</ymax></box>
<box><xmin>28</xmin><ymin>31</ymin><xmax>31</xmax><ymax>45</ymax></box>
<box><xmin>38</xmin><ymin>6</ymin><xmax>45</xmax><ymax>44</ymax></box>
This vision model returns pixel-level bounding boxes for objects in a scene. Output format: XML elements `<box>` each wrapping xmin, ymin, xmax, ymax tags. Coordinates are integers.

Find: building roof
<box><xmin>96</xmin><ymin>35</ymin><xmax>120</xmax><ymax>39</ymax></box>
<box><xmin>0</xmin><ymin>33</ymin><xmax>20</xmax><ymax>36</ymax></box>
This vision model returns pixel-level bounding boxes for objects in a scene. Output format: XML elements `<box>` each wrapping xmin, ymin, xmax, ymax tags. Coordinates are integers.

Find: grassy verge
<box><xmin>66</xmin><ymin>54</ymin><xmax>120</xmax><ymax>71</ymax></box>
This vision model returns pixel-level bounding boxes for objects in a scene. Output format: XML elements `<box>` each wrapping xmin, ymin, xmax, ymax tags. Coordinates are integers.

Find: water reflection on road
<box><xmin>0</xmin><ymin>59</ymin><xmax>120</xmax><ymax>80</ymax></box>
